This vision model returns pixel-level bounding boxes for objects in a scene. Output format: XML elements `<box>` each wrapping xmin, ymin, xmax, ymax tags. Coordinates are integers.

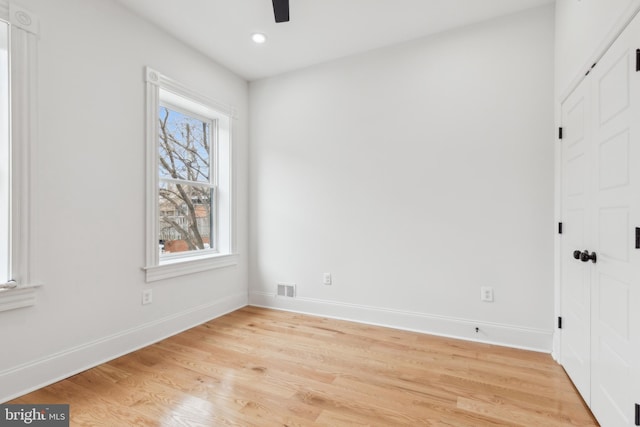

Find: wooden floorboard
<box><xmin>10</xmin><ymin>306</ymin><xmax>598</xmax><ymax>426</ymax></box>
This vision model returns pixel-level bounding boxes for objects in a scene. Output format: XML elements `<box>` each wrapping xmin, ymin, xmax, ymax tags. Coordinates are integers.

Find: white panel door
<box><xmin>560</xmin><ymin>11</ymin><xmax>640</xmax><ymax>427</ymax></box>
<box><xmin>560</xmin><ymin>76</ymin><xmax>592</xmax><ymax>405</ymax></box>
<box><xmin>589</xmin><ymin>13</ymin><xmax>640</xmax><ymax>426</ymax></box>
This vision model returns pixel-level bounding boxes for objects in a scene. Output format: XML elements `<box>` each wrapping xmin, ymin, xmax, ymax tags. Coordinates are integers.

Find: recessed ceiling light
<box><xmin>252</xmin><ymin>33</ymin><xmax>267</xmax><ymax>44</ymax></box>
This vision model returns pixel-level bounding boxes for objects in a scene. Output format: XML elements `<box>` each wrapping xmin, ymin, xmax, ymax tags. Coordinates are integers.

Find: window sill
<box><xmin>143</xmin><ymin>253</ymin><xmax>239</xmax><ymax>282</ymax></box>
<box><xmin>0</xmin><ymin>283</ymin><xmax>42</xmax><ymax>313</ymax></box>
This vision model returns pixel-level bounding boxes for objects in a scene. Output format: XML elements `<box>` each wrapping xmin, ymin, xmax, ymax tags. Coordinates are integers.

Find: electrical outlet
<box><xmin>480</xmin><ymin>286</ymin><xmax>494</xmax><ymax>302</ymax></box>
<box><xmin>323</xmin><ymin>272</ymin><xmax>332</xmax><ymax>285</ymax></box>
<box><xmin>142</xmin><ymin>289</ymin><xmax>153</xmax><ymax>305</ymax></box>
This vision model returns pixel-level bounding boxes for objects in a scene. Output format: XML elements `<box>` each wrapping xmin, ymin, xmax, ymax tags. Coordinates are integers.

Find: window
<box><xmin>144</xmin><ymin>68</ymin><xmax>237</xmax><ymax>282</ymax></box>
<box><xmin>0</xmin><ymin>3</ymin><xmax>39</xmax><ymax>312</ymax></box>
<box><xmin>0</xmin><ymin>18</ymin><xmax>9</xmax><ymax>283</ymax></box>
<box><xmin>158</xmin><ymin>105</ymin><xmax>215</xmax><ymax>256</ymax></box>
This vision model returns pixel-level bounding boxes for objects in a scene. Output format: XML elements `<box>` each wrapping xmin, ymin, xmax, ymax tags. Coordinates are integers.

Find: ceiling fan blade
<box><xmin>272</xmin><ymin>0</ymin><xmax>290</xmax><ymax>23</ymax></box>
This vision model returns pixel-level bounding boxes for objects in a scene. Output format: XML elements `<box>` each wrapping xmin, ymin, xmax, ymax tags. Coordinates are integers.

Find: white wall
<box><xmin>555</xmin><ymin>0</ymin><xmax>640</xmax><ymax>99</ymax></box>
<box><xmin>249</xmin><ymin>6</ymin><xmax>555</xmax><ymax>351</ymax></box>
<box><xmin>0</xmin><ymin>0</ymin><xmax>248</xmax><ymax>402</ymax></box>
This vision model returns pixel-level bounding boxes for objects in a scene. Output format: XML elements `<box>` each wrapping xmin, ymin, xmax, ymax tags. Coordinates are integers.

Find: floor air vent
<box><xmin>277</xmin><ymin>283</ymin><xmax>296</xmax><ymax>298</ymax></box>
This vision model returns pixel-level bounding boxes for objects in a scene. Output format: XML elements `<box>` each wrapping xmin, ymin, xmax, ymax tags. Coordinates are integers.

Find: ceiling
<box><xmin>115</xmin><ymin>0</ymin><xmax>554</xmax><ymax>81</ymax></box>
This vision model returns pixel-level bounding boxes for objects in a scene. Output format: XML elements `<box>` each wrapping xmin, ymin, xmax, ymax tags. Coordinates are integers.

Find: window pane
<box><xmin>159</xmin><ymin>182</ymin><xmax>214</xmax><ymax>255</ymax></box>
<box><xmin>158</xmin><ymin>106</ymin><xmax>210</xmax><ymax>183</ymax></box>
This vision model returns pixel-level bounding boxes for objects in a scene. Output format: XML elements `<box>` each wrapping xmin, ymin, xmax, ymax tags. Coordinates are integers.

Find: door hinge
<box><xmin>558</xmin><ymin>317</ymin><xmax>562</xmax><ymax>329</ymax></box>
<box><xmin>558</xmin><ymin>222</ymin><xmax>563</xmax><ymax>235</ymax></box>
<box><xmin>636</xmin><ymin>49</ymin><xmax>640</xmax><ymax>72</ymax></box>
<box><xmin>635</xmin><ymin>403</ymin><xmax>639</xmax><ymax>426</ymax></box>
<box><xmin>635</xmin><ymin>227</ymin><xmax>640</xmax><ymax>249</ymax></box>
<box><xmin>558</xmin><ymin>127</ymin><xmax>563</xmax><ymax>140</ymax></box>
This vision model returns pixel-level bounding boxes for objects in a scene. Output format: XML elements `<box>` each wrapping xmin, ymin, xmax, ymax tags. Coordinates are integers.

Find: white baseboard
<box><xmin>249</xmin><ymin>291</ymin><xmax>553</xmax><ymax>353</ymax></box>
<box><xmin>0</xmin><ymin>292</ymin><xmax>248</xmax><ymax>403</ymax></box>
<box><xmin>551</xmin><ymin>331</ymin><xmax>561</xmax><ymax>362</ymax></box>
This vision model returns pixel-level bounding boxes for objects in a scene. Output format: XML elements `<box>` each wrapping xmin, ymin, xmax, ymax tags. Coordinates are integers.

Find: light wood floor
<box><xmin>11</xmin><ymin>306</ymin><xmax>598</xmax><ymax>426</ymax></box>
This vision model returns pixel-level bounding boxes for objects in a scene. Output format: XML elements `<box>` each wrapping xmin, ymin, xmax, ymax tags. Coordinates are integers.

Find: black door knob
<box><xmin>573</xmin><ymin>250</ymin><xmax>582</xmax><ymax>260</ymax></box>
<box><xmin>580</xmin><ymin>250</ymin><xmax>597</xmax><ymax>263</ymax></box>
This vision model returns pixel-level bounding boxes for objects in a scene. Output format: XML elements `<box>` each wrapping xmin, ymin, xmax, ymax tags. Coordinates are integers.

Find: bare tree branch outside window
<box><xmin>158</xmin><ymin>106</ymin><xmax>214</xmax><ymax>254</ymax></box>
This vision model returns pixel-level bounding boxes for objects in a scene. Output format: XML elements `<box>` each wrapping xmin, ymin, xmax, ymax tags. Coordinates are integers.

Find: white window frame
<box><xmin>143</xmin><ymin>67</ymin><xmax>237</xmax><ymax>282</ymax></box>
<box><xmin>0</xmin><ymin>2</ymin><xmax>40</xmax><ymax>312</ymax></box>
